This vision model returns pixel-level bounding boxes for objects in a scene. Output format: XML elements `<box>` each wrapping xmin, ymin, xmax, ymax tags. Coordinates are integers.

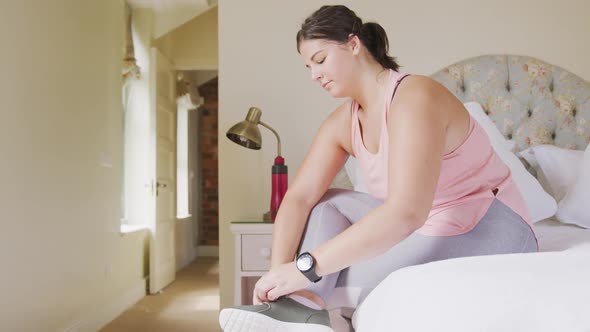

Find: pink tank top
<box><xmin>351</xmin><ymin>69</ymin><xmax>533</xmax><ymax>236</ymax></box>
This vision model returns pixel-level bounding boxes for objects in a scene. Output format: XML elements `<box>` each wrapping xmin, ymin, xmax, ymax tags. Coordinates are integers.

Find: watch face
<box><xmin>296</xmin><ymin>253</ymin><xmax>313</xmax><ymax>272</ymax></box>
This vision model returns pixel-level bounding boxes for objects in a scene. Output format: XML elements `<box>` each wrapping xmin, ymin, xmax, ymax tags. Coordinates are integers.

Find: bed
<box><xmin>328</xmin><ymin>55</ymin><xmax>590</xmax><ymax>332</ymax></box>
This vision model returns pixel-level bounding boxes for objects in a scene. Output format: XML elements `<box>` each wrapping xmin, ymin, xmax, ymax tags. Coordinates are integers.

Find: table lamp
<box><xmin>226</xmin><ymin>107</ymin><xmax>288</xmax><ymax>222</ymax></box>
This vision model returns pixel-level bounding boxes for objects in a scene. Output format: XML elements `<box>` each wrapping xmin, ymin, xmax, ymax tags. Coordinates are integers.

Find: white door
<box><xmin>148</xmin><ymin>47</ymin><xmax>177</xmax><ymax>294</ymax></box>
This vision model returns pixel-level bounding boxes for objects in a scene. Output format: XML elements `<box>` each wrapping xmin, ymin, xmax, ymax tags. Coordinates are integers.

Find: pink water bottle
<box><xmin>271</xmin><ymin>156</ymin><xmax>288</xmax><ymax>222</ymax></box>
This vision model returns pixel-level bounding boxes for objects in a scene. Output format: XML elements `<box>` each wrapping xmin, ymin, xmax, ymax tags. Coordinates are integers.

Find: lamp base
<box><xmin>262</xmin><ymin>210</ymin><xmax>272</xmax><ymax>222</ymax></box>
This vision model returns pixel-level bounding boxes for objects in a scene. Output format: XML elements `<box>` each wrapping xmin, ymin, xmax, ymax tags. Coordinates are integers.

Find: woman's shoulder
<box><xmin>325</xmin><ymin>99</ymin><xmax>355</xmax><ymax>124</ymax></box>
<box><xmin>392</xmin><ymin>75</ymin><xmax>453</xmax><ymax>109</ymax></box>
<box><xmin>387</xmin><ymin>74</ymin><xmax>457</xmax><ymax>129</ymax></box>
<box><xmin>398</xmin><ymin>75</ymin><xmax>446</xmax><ymax>96</ymax></box>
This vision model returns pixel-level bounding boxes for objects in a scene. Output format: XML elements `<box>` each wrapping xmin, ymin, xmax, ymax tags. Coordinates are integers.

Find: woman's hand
<box><xmin>252</xmin><ymin>262</ymin><xmax>311</xmax><ymax>304</ymax></box>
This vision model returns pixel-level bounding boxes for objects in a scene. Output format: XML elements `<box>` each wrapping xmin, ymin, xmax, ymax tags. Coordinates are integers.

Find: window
<box><xmin>177</xmin><ymin>106</ymin><xmax>190</xmax><ymax>218</ymax></box>
<box><xmin>176</xmin><ymin>90</ymin><xmax>199</xmax><ymax>218</ymax></box>
<box><xmin>121</xmin><ymin>5</ymin><xmax>149</xmax><ymax>232</ymax></box>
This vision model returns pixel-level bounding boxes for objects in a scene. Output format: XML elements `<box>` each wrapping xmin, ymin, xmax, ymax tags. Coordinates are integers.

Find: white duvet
<box><xmin>352</xmin><ymin>247</ymin><xmax>590</xmax><ymax>332</ymax></box>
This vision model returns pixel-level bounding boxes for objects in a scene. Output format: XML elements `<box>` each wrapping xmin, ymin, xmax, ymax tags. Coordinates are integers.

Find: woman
<box><xmin>220</xmin><ymin>5</ymin><xmax>537</xmax><ymax>332</ymax></box>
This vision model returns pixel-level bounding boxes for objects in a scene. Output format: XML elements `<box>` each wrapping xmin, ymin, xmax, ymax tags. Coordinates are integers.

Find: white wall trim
<box><xmin>198</xmin><ymin>245</ymin><xmax>219</xmax><ymax>257</ymax></box>
<box><xmin>61</xmin><ymin>278</ymin><xmax>147</xmax><ymax>332</ymax></box>
<box><xmin>120</xmin><ymin>224</ymin><xmax>149</xmax><ymax>234</ymax></box>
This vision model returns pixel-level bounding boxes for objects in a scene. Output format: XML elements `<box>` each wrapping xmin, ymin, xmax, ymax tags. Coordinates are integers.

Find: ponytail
<box><xmin>357</xmin><ymin>22</ymin><xmax>399</xmax><ymax>71</ymax></box>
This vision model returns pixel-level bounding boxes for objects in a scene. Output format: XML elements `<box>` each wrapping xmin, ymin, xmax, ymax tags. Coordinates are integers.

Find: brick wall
<box><xmin>197</xmin><ymin>77</ymin><xmax>218</xmax><ymax>246</ymax></box>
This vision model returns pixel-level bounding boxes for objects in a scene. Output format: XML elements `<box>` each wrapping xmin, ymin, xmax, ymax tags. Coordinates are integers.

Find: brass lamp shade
<box><xmin>226</xmin><ymin>107</ymin><xmax>263</xmax><ymax>149</ymax></box>
<box><xmin>226</xmin><ymin>106</ymin><xmax>282</xmax><ymax>156</ymax></box>
<box><xmin>226</xmin><ymin>124</ymin><xmax>262</xmax><ymax>149</ymax></box>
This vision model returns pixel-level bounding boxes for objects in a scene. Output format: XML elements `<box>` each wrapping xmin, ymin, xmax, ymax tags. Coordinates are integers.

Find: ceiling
<box><xmin>127</xmin><ymin>0</ymin><xmax>217</xmax><ymax>9</ymax></box>
<box><xmin>127</xmin><ymin>0</ymin><xmax>217</xmax><ymax>38</ymax></box>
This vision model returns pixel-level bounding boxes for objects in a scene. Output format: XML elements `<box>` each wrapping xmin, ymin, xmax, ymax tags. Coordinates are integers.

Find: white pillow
<box><xmin>463</xmin><ymin>102</ymin><xmax>557</xmax><ymax>222</ymax></box>
<box><xmin>559</xmin><ymin>143</ymin><xmax>590</xmax><ymax>228</ymax></box>
<box><xmin>519</xmin><ymin>145</ymin><xmax>583</xmax><ymax>200</ymax></box>
<box><xmin>520</xmin><ymin>144</ymin><xmax>590</xmax><ymax>228</ymax></box>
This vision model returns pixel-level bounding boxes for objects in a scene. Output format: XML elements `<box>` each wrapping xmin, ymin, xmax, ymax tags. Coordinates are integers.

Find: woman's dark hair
<box><xmin>296</xmin><ymin>5</ymin><xmax>400</xmax><ymax>71</ymax></box>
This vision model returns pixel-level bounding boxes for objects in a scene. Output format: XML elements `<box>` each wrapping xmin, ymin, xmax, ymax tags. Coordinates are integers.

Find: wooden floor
<box><xmin>101</xmin><ymin>257</ymin><xmax>221</xmax><ymax>332</ymax></box>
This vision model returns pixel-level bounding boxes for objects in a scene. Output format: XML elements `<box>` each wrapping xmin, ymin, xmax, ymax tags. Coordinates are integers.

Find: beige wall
<box><xmin>0</xmin><ymin>1</ymin><xmax>150</xmax><ymax>330</ymax></box>
<box><xmin>157</xmin><ymin>6</ymin><xmax>218</xmax><ymax>69</ymax></box>
<box><xmin>218</xmin><ymin>0</ymin><xmax>590</xmax><ymax>307</ymax></box>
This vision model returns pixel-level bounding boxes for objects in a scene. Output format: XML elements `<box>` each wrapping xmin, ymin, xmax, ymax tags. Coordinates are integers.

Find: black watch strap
<box><xmin>296</xmin><ymin>252</ymin><xmax>322</xmax><ymax>283</ymax></box>
<box><xmin>303</xmin><ymin>268</ymin><xmax>322</xmax><ymax>283</ymax></box>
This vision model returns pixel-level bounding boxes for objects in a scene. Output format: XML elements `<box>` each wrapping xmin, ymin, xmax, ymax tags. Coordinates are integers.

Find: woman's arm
<box><xmin>310</xmin><ymin>76</ymin><xmax>450</xmax><ymax>277</ymax></box>
<box><xmin>270</xmin><ymin>102</ymin><xmax>353</xmax><ymax>268</ymax></box>
<box><xmin>256</xmin><ymin>77</ymin><xmax>459</xmax><ymax>303</ymax></box>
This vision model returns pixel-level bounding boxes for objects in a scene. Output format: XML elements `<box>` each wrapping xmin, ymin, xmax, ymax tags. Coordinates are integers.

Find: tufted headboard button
<box><xmin>507</xmin><ymin>133</ymin><xmax>513</xmax><ymax>140</ymax></box>
<box><xmin>551</xmin><ymin>132</ymin><xmax>556</xmax><ymax>140</ymax></box>
<box><xmin>527</xmin><ymin>109</ymin><xmax>532</xmax><ymax>117</ymax></box>
<box><xmin>460</xmin><ymin>84</ymin><xmax>466</xmax><ymax>93</ymax></box>
<box><xmin>506</xmin><ymin>83</ymin><xmax>511</xmax><ymax>92</ymax></box>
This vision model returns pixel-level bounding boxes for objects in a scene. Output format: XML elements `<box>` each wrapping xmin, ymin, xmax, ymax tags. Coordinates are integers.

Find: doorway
<box><xmin>177</xmin><ymin>70</ymin><xmax>219</xmax><ymax>260</ymax></box>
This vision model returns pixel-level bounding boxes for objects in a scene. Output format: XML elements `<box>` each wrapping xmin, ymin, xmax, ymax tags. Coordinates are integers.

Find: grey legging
<box><xmin>299</xmin><ymin>189</ymin><xmax>538</xmax><ymax>305</ymax></box>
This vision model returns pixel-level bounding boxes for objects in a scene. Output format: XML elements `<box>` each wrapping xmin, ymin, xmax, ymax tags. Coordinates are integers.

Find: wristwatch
<box><xmin>296</xmin><ymin>252</ymin><xmax>322</xmax><ymax>283</ymax></box>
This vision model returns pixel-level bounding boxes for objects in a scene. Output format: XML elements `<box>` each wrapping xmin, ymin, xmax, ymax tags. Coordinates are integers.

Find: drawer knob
<box><xmin>259</xmin><ymin>247</ymin><xmax>271</xmax><ymax>258</ymax></box>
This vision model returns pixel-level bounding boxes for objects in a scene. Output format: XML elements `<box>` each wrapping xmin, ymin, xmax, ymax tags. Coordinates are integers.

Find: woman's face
<box><xmin>299</xmin><ymin>38</ymin><xmax>358</xmax><ymax>98</ymax></box>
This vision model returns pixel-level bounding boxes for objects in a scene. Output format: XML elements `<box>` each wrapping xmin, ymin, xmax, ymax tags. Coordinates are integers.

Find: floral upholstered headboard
<box><xmin>431</xmin><ymin>55</ymin><xmax>590</xmax><ymax>151</ymax></box>
<box><xmin>331</xmin><ymin>55</ymin><xmax>590</xmax><ymax>190</ymax></box>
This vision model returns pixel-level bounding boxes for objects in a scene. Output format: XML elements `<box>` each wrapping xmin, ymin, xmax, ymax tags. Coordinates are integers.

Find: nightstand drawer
<box><xmin>241</xmin><ymin>234</ymin><xmax>272</xmax><ymax>271</ymax></box>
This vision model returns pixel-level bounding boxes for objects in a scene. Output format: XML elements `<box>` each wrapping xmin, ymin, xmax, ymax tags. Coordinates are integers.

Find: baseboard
<box><xmin>178</xmin><ymin>246</ymin><xmax>199</xmax><ymax>271</ymax></box>
<box><xmin>198</xmin><ymin>245</ymin><xmax>219</xmax><ymax>257</ymax></box>
<box><xmin>61</xmin><ymin>277</ymin><xmax>147</xmax><ymax>332</ymax></box>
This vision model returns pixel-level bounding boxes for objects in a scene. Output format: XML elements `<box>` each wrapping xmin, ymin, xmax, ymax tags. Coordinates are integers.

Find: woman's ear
<box><xmin>347</xmin><ymin>34</ymin><xmax>361</xmax><ymax>55</ymax></box>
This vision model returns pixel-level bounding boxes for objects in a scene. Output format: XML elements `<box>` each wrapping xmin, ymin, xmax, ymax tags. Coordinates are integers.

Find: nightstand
<box><xmin>230</xmin><ymin>221</ymin><xmax>273</xmax><ymax>305</ymax></box>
